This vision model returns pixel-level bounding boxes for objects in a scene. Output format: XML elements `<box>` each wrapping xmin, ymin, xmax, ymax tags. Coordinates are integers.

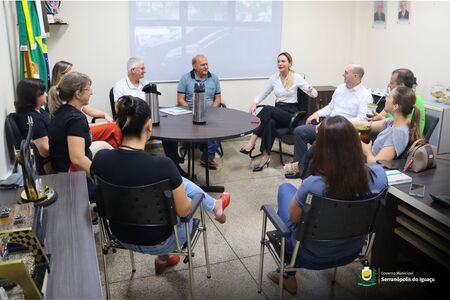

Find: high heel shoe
<box><xmin>252</xmin><ymin>159</ymin><xmax>270</xmax><ymax>172</ymax></box>
<box><xmin>239</xmin><ymin>145</ymin><xmax>255</xmax><ymax>155</ymax></box>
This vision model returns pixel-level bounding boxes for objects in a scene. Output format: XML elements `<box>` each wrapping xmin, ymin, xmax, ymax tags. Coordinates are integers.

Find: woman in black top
<box><xmin>14</xmin><ymin>78</ymin><xmax>51</xmax><ymax>174</ymax></box>
<box><xmin>91</xmin><ymin>96</ymin><xmax>230</xmax><ymax>274</ymax></box>
<box><xmin>48</xmin><ymin>72</ymin><xmax>94</xmax><ymax>175</ymax></box>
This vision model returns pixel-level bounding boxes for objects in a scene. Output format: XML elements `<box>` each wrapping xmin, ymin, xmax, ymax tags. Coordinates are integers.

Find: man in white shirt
<box><xmin>113</xmin><ymin>57</ymin><xmax>148</xmax><ymax>104</ymax></box>
<box><xmin>285</xmin><ymin>64</ymin><xmax>372</xmax><ymax>178</ymax></box>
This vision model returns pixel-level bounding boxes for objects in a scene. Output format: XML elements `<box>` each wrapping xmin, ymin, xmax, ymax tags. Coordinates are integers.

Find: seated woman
<box><xmin>240</xmin><ymin>52</ymin><xmax>317</xmax><ymax>172</ymax></box>
<box><xmin>267</xmin><ymin>116</ymin><xmax>388</xmax><ymax>294</ymax></box>
<box><xmin>354</xmin><ymin>86</ymin><xmax>421</xmax><ymax>163</ymax></box>
<box><xmin>48</xmin><ymin>60</ymin><xmax>122</xmax><ymax>148</ymax></box>
<box><xmin>14</xmin><ymin>78</ymin><xmax>51</xmax><ymax>174</ymax></box>
<box><xmin>91</xmin><ymin>96</ymin><xmax>230</xmax><ymax>274</ymax></box>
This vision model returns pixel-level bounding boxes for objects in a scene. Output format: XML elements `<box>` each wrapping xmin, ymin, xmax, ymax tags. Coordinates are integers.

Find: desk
<box><xmin>372</xmin><ymin>159</ymin><xmax>449</xmax><ymax>282</ymax></box>
<box><xmin>0</xmin><ymin>172</ymin><xmax>102</xmax><ymax>299</ymax></box>
<box><xmin>152</xmin><ymin>107</ymin><xmax>260</xmax><ymax>192</ymax></box>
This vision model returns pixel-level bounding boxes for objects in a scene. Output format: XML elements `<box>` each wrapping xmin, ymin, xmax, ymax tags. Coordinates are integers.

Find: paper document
<box><xmin>159</xmin><ymin>106</ymin><xmax>192</xmax><ymax>116</ymax></box>
<box><xmin>386</xmin><ymin>170</ymin><xmax>412</xmax><ymax>185</ymax></box>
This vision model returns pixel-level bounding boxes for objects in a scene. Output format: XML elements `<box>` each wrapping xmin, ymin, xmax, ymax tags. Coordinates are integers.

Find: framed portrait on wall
<box><xmin>398</xmin><ymin>1</ymin><xmax>410</xmax><ymax>23</ymax></box>
<box><xmin>373</xmin><ymin>1</ymin><xmax>387</xmax><ymax>28</ymax></box>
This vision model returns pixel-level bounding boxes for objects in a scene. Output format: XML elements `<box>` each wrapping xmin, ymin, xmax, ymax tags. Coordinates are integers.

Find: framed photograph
<box><xmin>373</xmin><ymin>1</ymin><xmax>387</xmax><ymax>28</ymax></box>
<box><xmin>398</xmin><ymin>1</ymin><xmax>410</xmax><ymax>23</ymax></box>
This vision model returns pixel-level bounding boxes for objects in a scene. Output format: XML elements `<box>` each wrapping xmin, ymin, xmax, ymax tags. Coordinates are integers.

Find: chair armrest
<box><xmin>180</xmin><ymin>192</ymin><xmax>204</xmax><ymax>222</ymax></box>
<box><xmin>91</xmin><ymin>117</ymin><xmax>105</xmax><ymax>124</ymax></box>
<box><xmin>288</xmin><ymin>111</ymin><xmax>306</xmax><ymax>131</ymax></box>
<box><xmin>261</xmin><ymin>204</ymin><xmax>290</xmax><ymax>237</ymax></box>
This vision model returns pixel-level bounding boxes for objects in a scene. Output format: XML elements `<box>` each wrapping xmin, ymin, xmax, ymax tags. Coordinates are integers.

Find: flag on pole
<box><xmin>16</xmin><ymin>0</ymin><xmax>50</xmax><ymax>90</ymax></box>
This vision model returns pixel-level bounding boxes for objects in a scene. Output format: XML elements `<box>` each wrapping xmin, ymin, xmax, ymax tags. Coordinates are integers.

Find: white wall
<box><xmin>0</xmin><ymin>2</ymin><xmax>19</xmax><ymax>179</ymax></box>
<box><xmin>352</xmin><ymin>1</ymin><xmax>450</xmax><ymax>98</ymax></box>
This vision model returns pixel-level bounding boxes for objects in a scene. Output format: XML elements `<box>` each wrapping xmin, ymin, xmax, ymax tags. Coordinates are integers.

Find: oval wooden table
<box><xmin>152</xmin><ymin>106</ymin><xmax>260</xmax><ymax>192</ymax></box>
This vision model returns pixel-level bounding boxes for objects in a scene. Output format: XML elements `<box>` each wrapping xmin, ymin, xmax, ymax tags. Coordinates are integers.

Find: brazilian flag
<box><xmin>16</xmin><ymin>0</ymin><xmax>50</xmax><ymax>90</ymax></box>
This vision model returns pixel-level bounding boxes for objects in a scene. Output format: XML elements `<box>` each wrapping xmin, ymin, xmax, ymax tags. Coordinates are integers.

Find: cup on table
<box><xmin>356</xmin><ymin>125</ymin><xmax>372</xmax><ymax>144</ymax></box>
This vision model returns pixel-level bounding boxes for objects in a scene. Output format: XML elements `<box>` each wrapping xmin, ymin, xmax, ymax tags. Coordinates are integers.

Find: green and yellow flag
<box><xmin>16</xmin><ymin>0</ymin><xmax>50</xmax><ymax>90</ymax></box>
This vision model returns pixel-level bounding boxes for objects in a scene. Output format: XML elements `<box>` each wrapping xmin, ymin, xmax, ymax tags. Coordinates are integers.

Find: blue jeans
<box><xmin>118</xmin><ymin>177</ymin><xmax>215</xmax><ymax>255</ymax></box>
<box><xmin>200</xmin><ymin>140</ymin><xmax>219</xmax><ymax>160</ymax></box>
<box><xmin>293</xmin><ymin>124</ymin><xmax>317</xmax><ymax>168</ymax></box>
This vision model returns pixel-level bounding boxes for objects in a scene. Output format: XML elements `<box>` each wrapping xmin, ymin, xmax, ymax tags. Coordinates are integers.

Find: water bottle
<box><xmin>143</xmin><ymin>83</ymin><xmax>161</xmax><ymax>126</ymax></box>
<box><xmin>193</xmin><ymin>82</ymin><xmax>206</xmax><ymax>125</ymax></box>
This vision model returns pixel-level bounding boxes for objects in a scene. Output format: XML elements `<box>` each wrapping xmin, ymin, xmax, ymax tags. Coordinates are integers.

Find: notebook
<box><xmin>386</xmin><ymin>170</ymin><xmax>412</xmax><ymax>185</ymax></box>
<box><xmin>159</xmin><ymin>106</ymin><xmax>191</xmax><ymax>116</ymax></box>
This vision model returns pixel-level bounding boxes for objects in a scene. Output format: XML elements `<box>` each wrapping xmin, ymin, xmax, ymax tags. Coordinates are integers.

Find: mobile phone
<box><xmin>409</xmin><ymin>183</ymin><xmax>426</xmax><ymax>198</ymax></box>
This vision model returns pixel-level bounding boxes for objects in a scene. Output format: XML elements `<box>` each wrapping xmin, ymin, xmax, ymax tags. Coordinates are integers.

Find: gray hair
<box><xmin>192</xmin><ymin>54</ymin><xmax>206</xmax><ymax>66</ymax></box>
<box><xmin>127</xmin><ymin>57</ymin><xmax>144</xmax><ymax>73</ymax></box>
<box><xmin>57</xmin><ymin>71</ymin><xmax>91</xmax><ymax>103</ymax></box>
<box><xmin>351</xmin><ymin>65</ymin><xmax>365</xmax><ymax>79</ymax></box>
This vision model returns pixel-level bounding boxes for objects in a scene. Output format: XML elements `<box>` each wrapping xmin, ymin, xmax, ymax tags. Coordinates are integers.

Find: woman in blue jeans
<box><xmin>267</xmin><ymin>116</ymin><xmax>388</xmax><ymax>294</ymax></box>
<box><xmin>91</xmin><ymin>96</ymin><xmax>230</xmax><ymax>274</ymax></box>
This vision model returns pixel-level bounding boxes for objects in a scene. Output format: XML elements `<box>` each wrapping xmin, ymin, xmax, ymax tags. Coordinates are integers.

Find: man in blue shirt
<box><xmin>165</xmin><ymin>54</ymin><xmax>222</xmax><ymax>168</ymax></box>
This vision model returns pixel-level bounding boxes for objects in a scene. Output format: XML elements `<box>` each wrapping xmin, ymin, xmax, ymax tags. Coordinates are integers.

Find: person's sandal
<box><xmin>155</xmin><ymin>255</ymin><xmax>180</xmax><ymax>275</ymax></box>
<box><xmin>214</xmin><ymin>192</ymin><xmax>230</xmax><ymax>223</ymax></box>
<box><xmin>283</xmin><ymin>162</ymin><xmax>299</xmax><ymax>174</ymax></box>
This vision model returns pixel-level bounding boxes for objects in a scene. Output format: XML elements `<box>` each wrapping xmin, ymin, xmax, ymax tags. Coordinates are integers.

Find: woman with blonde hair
<box><xmin>48</xmin><ymin>61</ymin><xmax>122</xmax><ymax>148</ymax></box>
<box><xmin>240</xmin><ymin>52</ymin><xmax>318</xmax><ymax>171</ymax></box>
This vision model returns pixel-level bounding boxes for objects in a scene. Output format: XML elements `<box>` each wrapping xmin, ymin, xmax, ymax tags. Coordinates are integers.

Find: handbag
<box><xmin>403</xmin><ymin>139</ymin><xmax>437</xmax><ymax>173</ymax></box>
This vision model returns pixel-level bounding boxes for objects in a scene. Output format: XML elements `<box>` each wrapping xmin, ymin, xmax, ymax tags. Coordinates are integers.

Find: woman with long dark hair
<box><xmin>91</xmin><ymin>96</ymin><xmax>230</xmax><ymax>274</ymax></box>
<box><xmin>240</xmin><ymin>52</ymin><xmax>317</xmax><ymax>171</ymax></box>
<box><xmin>266</xmin><ymin>116</ymin><xmax>388</xmax><ymax>294</ymax></box>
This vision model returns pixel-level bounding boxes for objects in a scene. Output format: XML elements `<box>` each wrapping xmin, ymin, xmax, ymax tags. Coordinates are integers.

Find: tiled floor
<box><xmin>94</xmin><ymin>138</ymin><xmax>435</xmax><ymax>300</ymax></box>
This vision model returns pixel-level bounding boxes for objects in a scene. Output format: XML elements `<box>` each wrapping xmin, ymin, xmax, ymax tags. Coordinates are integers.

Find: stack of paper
<box><xmin>386</xmin><ymin>170</ymin><xmax>412</xmax><ymax>185</ymax></box>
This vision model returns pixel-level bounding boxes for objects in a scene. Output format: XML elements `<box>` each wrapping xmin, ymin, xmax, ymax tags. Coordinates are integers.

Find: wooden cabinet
<box><xmin>307</xmin><ymin>86</ymin><xmax>335</xmax><ymax>117</ymax></box>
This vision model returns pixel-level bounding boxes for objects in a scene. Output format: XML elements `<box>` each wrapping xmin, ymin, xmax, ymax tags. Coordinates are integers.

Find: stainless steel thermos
<box><xmin>193</xmin><ymin>82</ymin><xmax>206</xmax><ymax>124</ymax></box>
<box><xmin>143</xmin><ymin>83</ymin><xmax>161</xmax><ymax>126</ymax></box>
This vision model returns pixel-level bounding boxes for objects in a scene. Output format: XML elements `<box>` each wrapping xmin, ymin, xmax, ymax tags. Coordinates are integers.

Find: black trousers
<box><xmin>254</xmin><ymin>103</ymin><xmax>298</xmax><ymax>153</ymax></box>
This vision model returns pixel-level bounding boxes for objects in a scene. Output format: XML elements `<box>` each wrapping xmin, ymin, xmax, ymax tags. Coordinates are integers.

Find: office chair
<box><xmin>109</xmin><ymin>87</ymin><xmax>117</xmax><ymax>119</ymax></box>
<box><xmin>5</xmin><ymin>113</ymin><xmax>23</xmax><ymax>172</ymax></box>
<box><xmin>95</xmin><ymin>177</ymin><xmax>211</xmax><ymax>300</ymax></box>
<box><xmin>257</xmin><ymin>188</ymin><xmax>388</xmax><ymax>299</ymax></box>
<box><xmin>249</xmin><ymin>88</ymin><xmax>308</xmax><ymax>165</ymax></box>
<box><xmin>423</xmin><ymin>113</ymin><xmax>439</xmax><ymax>142</ymax></box>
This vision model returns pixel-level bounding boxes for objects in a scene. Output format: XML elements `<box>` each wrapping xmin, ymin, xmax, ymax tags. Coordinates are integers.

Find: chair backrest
<box><xmin>95</xmin><ymin>176</ymin><xmax>178</xmax><ymax>228</ymax></box>
<box><xmin>423</xmin><ymin>113</ymin><xmax>439</xmax><ymax>141</ymax></box>
<box><xmin>5</xmin><ymin>112</ymin><xmax>24</xmax><ymax>150</ymax></box>
<box><xmin>296</xmin><ymin>88</ymin><xmax>309</xmax><ymax>113</ymax></box>
<box><xmin>109</xmin><ymin>87</ymin><xmax>117</xmax><ymax>119</ymax></box>
<box><xmin>296</xmin><ymin>188</ymin><xmax>388</xmax><ymax>241</ymax></box>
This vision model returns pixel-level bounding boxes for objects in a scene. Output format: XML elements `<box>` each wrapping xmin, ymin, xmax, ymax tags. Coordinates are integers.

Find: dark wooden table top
<box><xmin>152</xmin><ymin>107</ymin><xmax>260</xmax><ymax>142</ymax></box>
<box><xmin>388</xmin><ymin>159</ymin><xmax>450</xmax><ymax>227</ymax></box>
<box><xmin>0</xmin><ymin>172</ymin><xmax>102</xmax><ymax>299</ymax></box>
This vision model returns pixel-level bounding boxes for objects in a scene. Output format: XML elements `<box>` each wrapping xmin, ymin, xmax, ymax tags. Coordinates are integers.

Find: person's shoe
<box><xmin>200</xmin><ymin>157</ymin><xmax>217</xmax><ymax>169</ymax></box>
<box><xmin>283</xmin><ymin>162</ymin><xmax>299</xmax><ymax>174</ymax></box>
<box><xmin>266</xmin><ymin>271</ymin><xmax>297</xmax><ymax>295</ymax></box>
<box><xmin>214</xmin><ymin>192</ymin><xmax>231</xmax><ymax>223</ymax></box>
<box><xmin>155</xmin><ymin>255</ymin><xmax>180</xmax><ymax>275</ymax></box>
<box><xmin>239</xmin><ymin>145</ymin><xmax>255</xmax><ymax>155</ymax></box>
<box><xmin>252</xmin><ymin>159</ymin><xmax>270</xmax><ymax>172</ymax></box>
<box><xmin>285</xmin><ymin>172</ymin><xmax>300</xmax><ymax>179</ymax></box>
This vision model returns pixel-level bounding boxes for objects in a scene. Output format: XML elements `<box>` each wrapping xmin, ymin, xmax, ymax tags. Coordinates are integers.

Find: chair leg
<box><xmin>257</xmin><ymin>213</ymin><xmax>268</xmax><ymax>293</ymax></box>
<box><xmin>279</xmin><ymin>237</ymin><xmax>286</xmax><ymax>300</ymax></box>
<box><xmin>99</xmin><ymin>222</ymin><xmax>111</xmax><ymax>300</ymax></box>
<box><xmin>332</xmin><ymin>267</ymin><xmax>337</xmax><ymax>284</ymax></box>
<box><xmin>278</xmin><ymin>139</ymin><xmax>285</xmax><ymax>166</ymax></box>
<box><xmin>199</xmin><ymin>204</ymin><xmax>211</xmax><ymax>279</ymax></box>
<box><xmin>185</xmin><ymin>222</ymin><xmax>195</xmax><ymax>300</ymax></box>
<box><xmin>129</xmin><ymin>251</ymin><xmax>136</xmax><ymax>273</ymax></box>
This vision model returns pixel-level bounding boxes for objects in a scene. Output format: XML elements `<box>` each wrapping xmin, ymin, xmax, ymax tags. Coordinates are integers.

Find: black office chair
<box><xmin>95</xmin><ymin>177</ymin><xmax>211</xmax><ymax>300</ymax></box>
<box><xmin>249</xmin><ymin>88</ymin><xmax>308</xmax><ymax>165</ymax></box>
<box><xmin>423</xmin><ymin>113</ymin><xmax>439</xmax><ymax>142</ymax></box>
<box><xmin>109</xmin><ymin>87</ymin><xmax>117</xmax><ymax>119</ymax></box>
<box><xmin>5</xmin><ymin>113</ymin><xmax>25</xmax><ymax>172</ymax></box>
<box><xmin>257</xmin><ymin>188</ymin><xmax>388</xmax><ymax>299</ymax></box>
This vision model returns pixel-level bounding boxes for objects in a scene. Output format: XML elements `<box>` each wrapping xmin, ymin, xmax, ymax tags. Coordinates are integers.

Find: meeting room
<box><xmin>0</xmin><ymin>1</ymin><xmax>449</xmax><ymax>299</ymax></box>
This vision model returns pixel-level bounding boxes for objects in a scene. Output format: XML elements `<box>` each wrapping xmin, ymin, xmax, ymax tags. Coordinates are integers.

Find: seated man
<box><xmin>369</xmin><ymin>68</ymin><xmax>425</xmax><ymax>135</ymax></box>
<box><xmin>113</xmin><ymin>57</ymin><xmax>148</xmax><ymax>106</ymax></box>
<box><xmin>284</xmin><ymin>64</ymin><xmax>373</xmax><ymax>178</ymax></box>
<box><xmin>163</xmin><ymin>54</ymin><xmax>222</xmax><ymax>169</ymax></box>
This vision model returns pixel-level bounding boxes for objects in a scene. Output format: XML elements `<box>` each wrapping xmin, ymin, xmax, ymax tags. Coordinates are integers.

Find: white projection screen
<box><xmin>129</xmin><ymin>1</ymin><xmax>283</xmax><ymax>81</ymax></box>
